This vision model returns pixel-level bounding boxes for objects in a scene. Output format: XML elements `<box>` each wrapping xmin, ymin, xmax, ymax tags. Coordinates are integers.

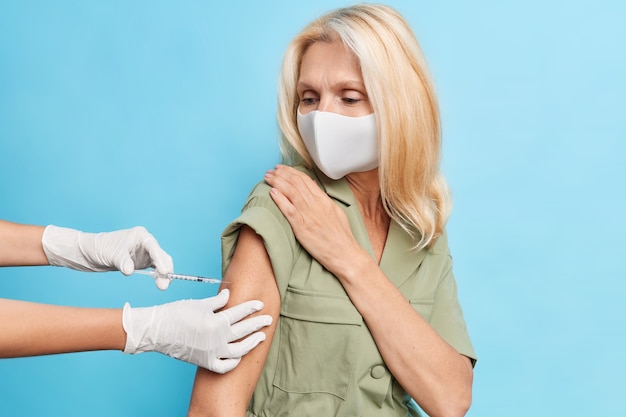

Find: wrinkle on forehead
<box><xmin>298</xmin><ymin>40</ymin><xmax>364</xmax><ymax>91</ymax></box>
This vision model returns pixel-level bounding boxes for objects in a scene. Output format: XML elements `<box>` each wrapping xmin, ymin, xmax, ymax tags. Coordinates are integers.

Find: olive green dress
<box><xmin>221</xmin><ymin>167</ymin><xmax>476</xmax><ymax>417</ymax></box>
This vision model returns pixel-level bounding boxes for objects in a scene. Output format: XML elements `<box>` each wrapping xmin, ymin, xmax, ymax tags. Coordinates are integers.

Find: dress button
<box><xmin>370</xmin><ymin>365</ymin><xmax>386</xmax><ymax>379</ymax></box>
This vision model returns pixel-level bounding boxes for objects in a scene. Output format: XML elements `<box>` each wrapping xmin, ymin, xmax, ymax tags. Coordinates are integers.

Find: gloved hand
<box><xmin>121</xmin><ymin>289</ymin><xmax>272</xmax><ymax>373</ymax></box>
<box><xmin>41</xmin><ymin>225</ymin><xmax>174</xmax><ymax>290</ymax></box>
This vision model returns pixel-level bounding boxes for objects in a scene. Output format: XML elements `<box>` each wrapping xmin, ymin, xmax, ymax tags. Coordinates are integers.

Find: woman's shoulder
<box><xmin>247</xmin><ymin>179</ymin><xmax>272</xmax><ymax>200</ymax></box>
<box><xmin>246</xmin><ymin>165</ymin><xmax>315</xmax><ymax>200</ymax></box>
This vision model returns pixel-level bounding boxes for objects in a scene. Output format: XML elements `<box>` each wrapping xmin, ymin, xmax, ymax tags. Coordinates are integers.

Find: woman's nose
<box><xmin>317</xmin><ymin>96</ymin><xmax>336</xmax><ymax>113</ymax></box>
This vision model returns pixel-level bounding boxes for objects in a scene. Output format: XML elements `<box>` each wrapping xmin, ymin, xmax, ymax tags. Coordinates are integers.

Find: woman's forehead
<box><xmin>299</xmin><ymin>41</ymin><xmax>362</xmax><ymax>84</ymax></box>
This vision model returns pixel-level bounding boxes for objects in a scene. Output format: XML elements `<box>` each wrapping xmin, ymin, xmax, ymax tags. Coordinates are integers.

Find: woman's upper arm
<box><xmin>223</xmin><ymin>225</ymin><xmax>281</xmax><ymax>310</ymax></box>
<box><xmin>188</xmin><ymin>225</ymin><xmax>280</xmax><ymax>417</ymax></box>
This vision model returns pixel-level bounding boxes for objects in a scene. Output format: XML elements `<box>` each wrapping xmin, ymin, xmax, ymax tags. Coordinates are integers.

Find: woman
<box><xmin>188</xmin><ymin>4</ymin><xmax>476</xmax><ymax>416</ymax></box>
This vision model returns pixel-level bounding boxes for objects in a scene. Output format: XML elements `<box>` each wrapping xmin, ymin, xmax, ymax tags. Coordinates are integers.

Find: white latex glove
<box><xmin>41</xmin><ymin>225</ymin><xmax>174</xmax><ymax>290</ymax></box>
<box><xmin>122</xmin><ymin>289</ymin><xmax>272</xmax><ymax>373</ymax></box>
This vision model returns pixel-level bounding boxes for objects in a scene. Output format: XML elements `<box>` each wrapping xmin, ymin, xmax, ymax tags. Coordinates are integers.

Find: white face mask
<box><xmin>297</xmin><ymin>110</ymin><xmax>379</xmax><ymax>180</ymax></box>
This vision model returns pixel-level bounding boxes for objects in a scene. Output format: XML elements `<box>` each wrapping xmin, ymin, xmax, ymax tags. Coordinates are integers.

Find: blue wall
<box><xmin>1</xmin><ymin>1</ymin><xmax>624</xmax><ymax>415</ymax></box>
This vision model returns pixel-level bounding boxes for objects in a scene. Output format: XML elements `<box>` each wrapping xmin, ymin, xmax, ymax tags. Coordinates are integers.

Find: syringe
<box><xmin>134</xmin><ymin>269</ymin><xmax>222</xmax><ymax>284</ymax></box>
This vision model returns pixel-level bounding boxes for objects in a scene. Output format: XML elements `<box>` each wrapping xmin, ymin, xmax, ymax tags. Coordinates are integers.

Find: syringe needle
<box><xmin>134</xmin><ymin>269</ymin><xmax>222</xmax><ymax>284</ymax></box>
<box><xmin>168</xmin><ymin>273</ymin><xmax>222</xmax><ymax>284</ymax></box>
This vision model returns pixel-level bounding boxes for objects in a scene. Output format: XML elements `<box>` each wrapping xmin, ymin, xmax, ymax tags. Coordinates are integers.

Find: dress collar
<box><xmin>314</xmin><ymin>166</ymin><xmax>356</xmax><ymax>207</ymax></box>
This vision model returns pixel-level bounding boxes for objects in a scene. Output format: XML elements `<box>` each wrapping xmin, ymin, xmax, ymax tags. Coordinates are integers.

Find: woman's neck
<box><xmin>346</xmin><ymin>169</ymin><xmax>390</xmax><ymax>263</ymax></box>
<box><xmin>346</xmin><ymin>170</ymin><xmax>387</xmax><ymax>220</ymax></box>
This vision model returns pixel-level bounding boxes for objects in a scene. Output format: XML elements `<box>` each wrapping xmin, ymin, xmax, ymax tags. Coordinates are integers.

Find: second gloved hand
<box><xmin>121</xmin><ymin>289</ymin><xmax>272</xmax><ymax>373</ymax></box>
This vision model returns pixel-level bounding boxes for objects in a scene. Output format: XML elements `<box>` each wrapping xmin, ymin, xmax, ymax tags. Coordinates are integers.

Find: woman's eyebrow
<box><xmin>297</xmin><ymin>79</ymin><xmax>366</xmax><ymax>91</ymax></box>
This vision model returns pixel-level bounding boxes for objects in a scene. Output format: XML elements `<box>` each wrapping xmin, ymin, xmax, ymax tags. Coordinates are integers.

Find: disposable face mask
<box><xmin>297</xmin><ymin>110</ymin><xmax>379</xmax><ymax>180</ymax></box>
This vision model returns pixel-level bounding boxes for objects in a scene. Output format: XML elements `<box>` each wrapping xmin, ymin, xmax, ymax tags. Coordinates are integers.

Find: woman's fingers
<box><xmin>265</xmin><ymin>165</ymin><xmax>326</xmax><ymax>209</ymax></box>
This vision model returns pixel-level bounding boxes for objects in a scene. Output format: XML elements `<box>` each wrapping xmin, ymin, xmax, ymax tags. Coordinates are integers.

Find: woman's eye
<box><xmin>300</xmin><ymin>97</ymin><xmax>318</xmax><ymax>106</ymax></box>
<box><xmin>343</xmin><ymin>97</ymin><xmax>361</xmax><ymax>105</ymax></box>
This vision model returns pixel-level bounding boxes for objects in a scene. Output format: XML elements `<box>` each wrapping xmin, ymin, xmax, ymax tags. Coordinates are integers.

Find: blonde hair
<box><xmin>277</xmin><ymin>4</ymin><xmax>450</xmax><ymax>250</ymax></box>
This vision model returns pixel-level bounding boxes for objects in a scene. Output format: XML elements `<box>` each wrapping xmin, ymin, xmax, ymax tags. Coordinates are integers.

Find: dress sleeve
<box><xmin>429</xmin><ymin>255</ymin><xmax>477</xmax><ymax>366</ymax></box>
<box><xmin>221</xmin><ymin>181</ymin><xmax>298</xmax><ymax>297</ymax></box>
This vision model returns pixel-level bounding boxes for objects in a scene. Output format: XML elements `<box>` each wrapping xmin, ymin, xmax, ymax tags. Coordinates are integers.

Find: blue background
<box><xmin>1</xmin><ymin>1</ymin><xmax>624</xmax><ymax>415</ymax></box>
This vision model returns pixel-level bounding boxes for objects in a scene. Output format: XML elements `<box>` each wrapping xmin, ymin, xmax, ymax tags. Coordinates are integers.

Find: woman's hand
<box><xmin>264</xmin><ymin>165</ymin><xmax>363</xmax><ymax>274</ymax></box>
